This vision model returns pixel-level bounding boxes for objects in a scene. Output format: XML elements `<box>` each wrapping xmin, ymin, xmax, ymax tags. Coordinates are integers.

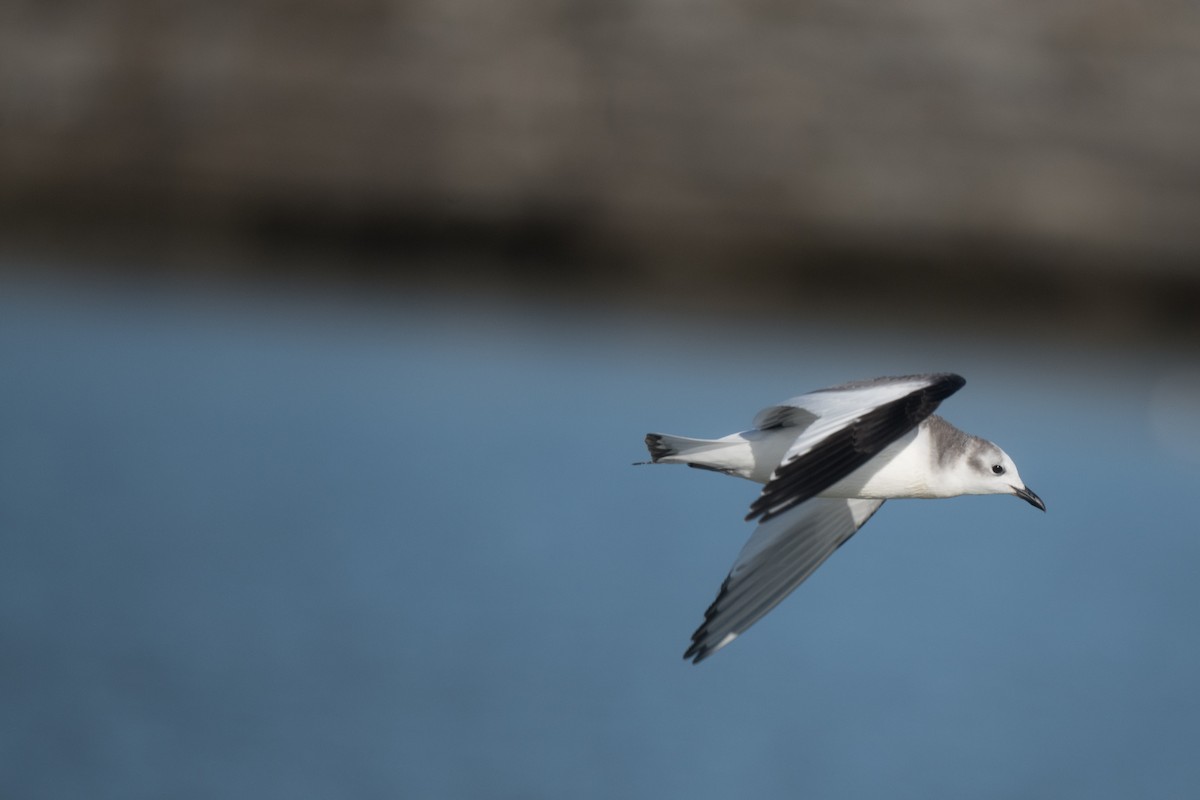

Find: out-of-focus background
<box><xmin>3</xmin><ymin>2</ymin><xmax>1200</xmax><ymax>798</ymax></box>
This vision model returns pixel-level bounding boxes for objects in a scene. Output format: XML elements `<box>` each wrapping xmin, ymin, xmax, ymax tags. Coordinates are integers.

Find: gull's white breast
<box><xmin>818</xmin><ymin>424</ymin><xmax>941</xmax><ymax>499</ymax></box>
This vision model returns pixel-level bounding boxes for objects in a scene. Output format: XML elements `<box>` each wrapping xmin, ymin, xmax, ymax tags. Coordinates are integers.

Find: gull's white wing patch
<box><xmin>746</xmin><ymin>373</ymin><xmax>965</xmax><ymax>522</ymax></box>
<box><xmin>751</xmin><ymin>375</ymin><xmax>950</xmax><ymax>431</ymax></box>
<box><xmin>684</xmin><ymin>497</ymin><xmax>885</xmax><ymax>663</ymax></box>
<box><xmin>764</xmin><ymin>374</ymin><xmax>955</xmax><ymax>420</ymax></box>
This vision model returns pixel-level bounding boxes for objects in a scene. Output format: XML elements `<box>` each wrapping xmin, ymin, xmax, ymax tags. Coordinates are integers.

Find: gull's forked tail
<box><xmin>634</xmin><ymin>432</ymin><xmax>743</xmax><ymax>473</ymax></box>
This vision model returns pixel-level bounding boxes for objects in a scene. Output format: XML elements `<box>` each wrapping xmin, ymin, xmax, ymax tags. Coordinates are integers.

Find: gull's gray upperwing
<box><xmin>685</xmin><ymin>497</ymin><xmax>886</xmax><ymax>663</ymax></box>
<box><xmin>746</xmin><ymin>373</ymin><xmax>965</xmax><ymax>523</ymax></box>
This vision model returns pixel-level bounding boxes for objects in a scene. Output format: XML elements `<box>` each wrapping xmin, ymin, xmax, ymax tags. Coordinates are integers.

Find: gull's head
<box><xmin>960</xmin><ymin>439</ymin><xmax>1045</xmax><ymax>511</ymax></box>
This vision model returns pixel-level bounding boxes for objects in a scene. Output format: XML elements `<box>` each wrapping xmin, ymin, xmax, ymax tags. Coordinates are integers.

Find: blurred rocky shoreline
<box><xmin>3</xmin><ymin>1</ymin><xmax>1199</xmax><ymax>338</ymax></box>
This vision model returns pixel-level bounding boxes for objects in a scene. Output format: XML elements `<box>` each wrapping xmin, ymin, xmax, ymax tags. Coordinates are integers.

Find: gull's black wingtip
<box><xmin>683</xmin><ymin>637</ymin><xmax>718</xmax><ymax>664</ymax></box>
<box><xmin>933</xmin><ymin>372</ymin><xmax>967</xmax><ymax>398</ymax></box>
<box><xmin>681</xmin><ymin>576</ymin><xmax>733</xmax><ymax>664</ymax></box>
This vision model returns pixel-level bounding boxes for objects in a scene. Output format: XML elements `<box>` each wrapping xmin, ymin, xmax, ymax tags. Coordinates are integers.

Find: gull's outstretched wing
<box><xmin>685</xmin><ymin>497</ymin><xmax>885</xmax><ymax>663</ymax></box>
<box><xmin>746</xmin><ymin>373</ymin><xmax>964</xmax><ymax>522</ymax></box>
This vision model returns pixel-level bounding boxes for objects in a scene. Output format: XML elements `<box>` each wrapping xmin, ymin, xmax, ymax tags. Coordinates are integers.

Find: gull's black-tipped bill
<box><xmin>1013</xmin><ymin>485</ymin><xmax>1046</xmax><ymax>511</ymax></box>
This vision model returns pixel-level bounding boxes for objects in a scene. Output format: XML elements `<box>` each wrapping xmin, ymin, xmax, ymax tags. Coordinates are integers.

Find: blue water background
<box><xmin>3</xmin><ymin>277</ymin><xmax>1199</xmax><ymax>798</ymax></box>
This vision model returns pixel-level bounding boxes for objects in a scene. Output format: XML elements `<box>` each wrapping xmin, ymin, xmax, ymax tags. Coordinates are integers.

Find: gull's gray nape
<box><xmin>925</xmin><ymin>415</ymin><xmax>983</xmax><ymax>467</ymax></box>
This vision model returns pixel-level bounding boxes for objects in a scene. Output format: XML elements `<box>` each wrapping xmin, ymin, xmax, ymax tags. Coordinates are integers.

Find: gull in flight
<box><xmin>640</xmin><ymin>373</ymin><xmax>1045</xmax><ymax>663</ymax></box>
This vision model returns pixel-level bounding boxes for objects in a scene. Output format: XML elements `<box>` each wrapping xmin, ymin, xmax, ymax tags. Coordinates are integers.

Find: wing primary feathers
<box><xmin>685</xmin><ymin>498</ymin><xmax>886</xmax><ymax>663</ymax></box>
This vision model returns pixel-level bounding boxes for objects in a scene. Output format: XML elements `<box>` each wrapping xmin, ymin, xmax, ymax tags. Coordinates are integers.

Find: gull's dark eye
<box><xmin>991</xmin><ymin>464</ymin><xmax>1005</xmax><ymax>475</ymax></box>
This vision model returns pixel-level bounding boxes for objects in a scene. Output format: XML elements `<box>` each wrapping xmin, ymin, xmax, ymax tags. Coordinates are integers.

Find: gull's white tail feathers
<box><xmin>638</xmin><ymin>433</ymin><xmax>755</xmax><ymax>477</ymax></box>
<box><xmin>644</xmin><ymin>432</ymin><xmax>721</xmax><ymax>461</ymax></box>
